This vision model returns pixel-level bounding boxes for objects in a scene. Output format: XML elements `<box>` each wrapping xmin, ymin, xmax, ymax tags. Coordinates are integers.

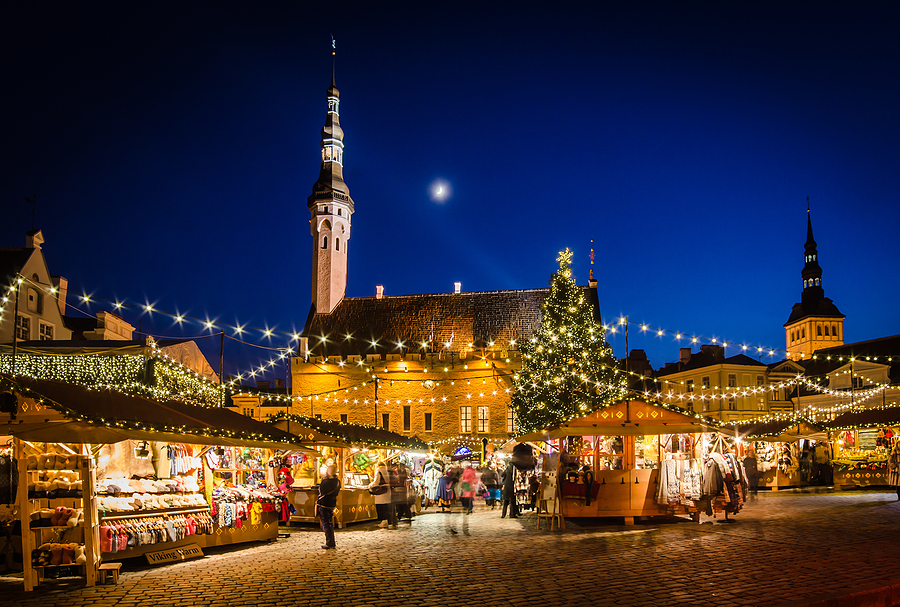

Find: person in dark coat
<box><xmin>317</xmin><ymin>465</ymin><xmax>341</xmax><ymax>549</ymax></box>
<box><xmin>742</xmin><ymin>450</ymin><xmax>760</xmax><ymax>496</ymax></box>
<box><xmin>500</xmin><ymin>461</ymin><xmax>519</xmax><ymax>519</ymax></box>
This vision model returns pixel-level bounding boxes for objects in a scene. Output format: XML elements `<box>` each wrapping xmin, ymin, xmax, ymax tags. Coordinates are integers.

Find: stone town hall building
<box><xmin>234</xmin><ymin>71</ymin><xmax>603</xmax><ymax>451</ymax></box>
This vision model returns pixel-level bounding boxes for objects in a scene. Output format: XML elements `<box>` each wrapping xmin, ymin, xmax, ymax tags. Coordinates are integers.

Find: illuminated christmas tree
<box><xmin>511</xmin><ymin>249</ymin><xmax>626</xmax><ymax>434</ymax></box>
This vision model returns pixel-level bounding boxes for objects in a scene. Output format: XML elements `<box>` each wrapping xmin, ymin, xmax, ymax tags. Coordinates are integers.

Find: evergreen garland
<box><xmin>511</xmin><ymin>249</ymin><xmax>627</xmax><ymax>433</ymax></box>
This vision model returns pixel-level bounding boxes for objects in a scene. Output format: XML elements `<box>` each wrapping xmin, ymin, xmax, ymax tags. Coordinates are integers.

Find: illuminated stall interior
<box><xmin>823</xmin><ymin>407</ymin><xmax>900</xmax><ymax>487</ymax></box>
<box><xmin>519</xmin><ymin>395</ymin><xmax>720</xmax><ymax>525</ymax></box>
<box><xmin>0</xmin><ymin>374</ymin><xmax>312</xmax><ymax>592</ymax></box>
<box><xmin>271</xmin><ymin>413</ymin><xmax>427</xmax><ymax>527</ymax></box>
<box><xmin>727</xmin><ymin>419</ymin><xmax>828</xmax><ymax>490</ymax></box>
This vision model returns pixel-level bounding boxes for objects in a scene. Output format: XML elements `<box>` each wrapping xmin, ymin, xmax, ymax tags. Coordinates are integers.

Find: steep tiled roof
<box><xmin>302</xmin><ymin>286</ymin><xmax>601</xmax><ymax>358</ymax></box>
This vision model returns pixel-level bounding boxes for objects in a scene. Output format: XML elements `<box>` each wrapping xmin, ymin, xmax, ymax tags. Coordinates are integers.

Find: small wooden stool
<box><xmin>98</xmin><ymin>562</ymin><xmax>122</xmax><ymax>585</ymax></box>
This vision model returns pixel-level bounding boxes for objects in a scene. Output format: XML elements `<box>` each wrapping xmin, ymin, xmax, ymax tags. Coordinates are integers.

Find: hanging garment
<box><xmin>435</xmin><ymin>475</ymin><xmax>454</xmax><ymax>507</ymax></box>
<box><xmin>423</xmin><ymin>463</ymin><xmax>443</xmax><ymax>500</ymax></box>
<box><xmin>683</xmin><ymin>459</ymin><xmax>702</xmax><ymax>500</ymax></box>
<box><xmin>0</xmin><ymin>454</ymin><xmax>18</xmax><ymax>505</ymax></box>
<box><xmin>656</xmin><ymin>459</ymin><xmax>680</xmax><ymax>505</ymax></box>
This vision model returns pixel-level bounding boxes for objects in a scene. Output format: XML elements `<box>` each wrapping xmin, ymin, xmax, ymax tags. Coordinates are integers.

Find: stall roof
<box><xmin>822</xmin><ymin>407</ymin><xmax>900</xmax><ymax>431</ymax></box>
<box><xmin>723</xmin><ymin>419</ymin><xmax>826</xmax><ymax>442</ymax></box>
<box><xmin>270</xmin><ymin>413</ymin><xmax>428</xmax><ymax>451</ymax></box>
<box><xmin>0</xmin><ymin>374</ymin><xmax>316</xmax><ymax>452</ymax></box>
<box><xmin>515</xmin><ymin>393</ymin><xmax>721</xmax><ymax>441</ymax></box>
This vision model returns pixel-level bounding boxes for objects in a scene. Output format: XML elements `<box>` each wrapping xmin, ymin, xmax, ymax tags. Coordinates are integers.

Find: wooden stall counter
<box><xmin>337</xmin><ymin>487</ymin><xmax>376</xmax><ymax>525</ymax></box>
<box><xmin>288</xmin><ymin>487</ymin><xmax>318</xmax><ymax>524</ymax></box>
<box><xmin>833</xmin><ymin>464</ymin><xmax>888</xmax><ymax>487</ymax></box>
<box><xmin>560</xmin><ymin>469</ymin><xmax>663</xmax><ymax>521</ymax></box>
<box><xmin>288</xmin><ymin>486</ymin><xmax>376</xmax><ymax>527</ymax></box>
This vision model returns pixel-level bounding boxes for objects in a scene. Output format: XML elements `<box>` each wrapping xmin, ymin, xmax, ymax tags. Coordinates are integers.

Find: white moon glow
<box><xmin>430</xmin><ymin>179</ymin><xmax>451</xmax><ymax>203</ymax></box>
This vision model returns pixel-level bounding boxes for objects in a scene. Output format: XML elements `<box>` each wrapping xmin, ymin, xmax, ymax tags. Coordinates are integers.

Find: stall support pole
<box><xmin>81</xmin><ymin>443</ymin><xmax>98</xmax><ymax>586</ymax></box>
<box><xmin>15</xmin><ymin>438</ymin><xmax>34</xmax><ymax>592</ymax></box>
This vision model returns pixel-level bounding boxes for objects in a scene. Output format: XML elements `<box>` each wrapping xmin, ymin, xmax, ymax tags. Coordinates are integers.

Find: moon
<box><xmin>430</xmin><ymin>179</ymin><xmax>451</xmax><ymax>203</ymax></box>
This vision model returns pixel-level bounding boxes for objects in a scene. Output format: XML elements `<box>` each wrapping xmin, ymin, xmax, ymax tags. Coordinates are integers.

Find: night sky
<box><xmin>3</xmin><ymin>3</ymin><xmax>899</xmax><ymax>381</ymax></box>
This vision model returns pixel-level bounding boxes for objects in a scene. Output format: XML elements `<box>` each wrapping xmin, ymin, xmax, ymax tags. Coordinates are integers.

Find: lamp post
<box><xmin>11</xmin><ymin>274</ymin><xmax>21</xmax><ymax>376</ymax></box>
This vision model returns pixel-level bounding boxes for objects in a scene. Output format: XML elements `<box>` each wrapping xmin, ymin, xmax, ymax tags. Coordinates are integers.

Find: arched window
<box><xmin>817</xmin><ymin>325</ymin><xmax>822</xmax><ymax>336</ymax></box>
<box><xmin>803</xmin><ymin>280</ymin><xmax>807</xmax><ymax>288</ymax></box>
<box><xmin>801</xmin><ymin>327</ymin><xmax>806</xmax><ymax>339</ymax></box>
<box><xmin>832</xmin><ymin>325</ymin><xmax>838</xmax><ymax>337</ymax></box>
<box><xmin>322</xmin><ymin>236</ymin><xmax>328</xmax><ymax>249</ymax></box>
<box><xmin>335</xmin><ymin>238</ymin><xmax>340</xmax><ymax>251</ymax></box>
<box><xmin>815</xmin><ymin>278</ymin><xmax>820</xmax><ymax>286</ymax></box>
<box><xmin>824</xmin><ymin>325</ymin><xmax>829</xmax><ymax>336</ymax></box>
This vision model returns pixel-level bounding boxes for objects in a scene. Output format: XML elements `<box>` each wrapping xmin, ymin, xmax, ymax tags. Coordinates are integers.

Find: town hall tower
<box><xmin>307</xmin><ymin>65</ymin><xmax>354</xmax><ymax>314</ymax></box>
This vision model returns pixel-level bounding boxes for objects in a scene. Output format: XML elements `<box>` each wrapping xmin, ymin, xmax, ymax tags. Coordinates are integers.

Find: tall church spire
<box><xmin>308</xmin><ymin>51</ymin><xmax>354</xmax><ymax>315</ymax></box>
<box><xmin>801</xmin><ymin>207</ymin><xmax>824</xmax><ymax>304</ymax></box>
<box><xmin>784</xmin><ymin>201</ymin><xmax>845</xmax><ymax>360</ymax></box>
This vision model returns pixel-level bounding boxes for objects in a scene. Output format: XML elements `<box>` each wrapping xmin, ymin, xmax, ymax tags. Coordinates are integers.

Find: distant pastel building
<box><xmin>0</xmin><ymin>230</ymin><xmax>73</xmax><ymax>344</ymax></box>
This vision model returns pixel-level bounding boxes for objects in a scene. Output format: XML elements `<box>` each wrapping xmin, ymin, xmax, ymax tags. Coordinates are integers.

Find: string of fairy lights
<box><xmin>0</xmin><ymin>374</ymin><xmax>298</xmax><ymax>445</ymax></box>
<box><xmin>4</xmin><ymin>274</ymin><xmax>900</xmax><ymax>423</ymax></box>
<box><xmin>6</xmin><ymin>274</ymin><xmax>900</xmax><ymax>372</ymax></box>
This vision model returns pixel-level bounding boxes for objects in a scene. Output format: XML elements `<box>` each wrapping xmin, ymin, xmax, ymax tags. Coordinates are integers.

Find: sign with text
<box><xmin>145</xmin><ymin>543</ymin><xmax>203</xmax><ymax>565</ymax></box>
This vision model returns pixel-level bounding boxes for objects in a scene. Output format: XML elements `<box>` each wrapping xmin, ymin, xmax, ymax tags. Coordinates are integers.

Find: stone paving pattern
<box><xmin>2</xmin><ymin>490</ymin><xmax>899</xmax><ymax>606</ymax></box>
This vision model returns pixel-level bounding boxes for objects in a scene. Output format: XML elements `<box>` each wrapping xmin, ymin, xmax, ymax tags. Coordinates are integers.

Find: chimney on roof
<box><xmin>699</xmin><ymin>344</ymin><xmax>725</xmax><ymax>361</ymax></box>
<box><xmin>376</xmin><ymin>285</ymin><xmax>384</xmax><ymax>299</ymax></box>
<box><xmin>53</xmin><ymin>276</ymin><xmax>67</xmax><ymax>316</ymax></box>
<box><xmin>679</xmin><ymin>348</ymin><xmax>692</xmax><ymax>364</ymax></box>
<box><xmin>273</xmin><ymin>378</ymin><xmax>285</xmax><ymax>389</ymax></box>
<box><xmin>26</xmin><ymin>229</ymin><xmax>44</xmax><ymax>249</ymax></box>
<box><xmin>256</xmin><ymin>380</ymin><xmax>271</xmax><ymax>389</ymax></box>
<box><xmin>454</xmin><ymin>281</ymin><xmax>461</xmax><ymax>294</ymax></box>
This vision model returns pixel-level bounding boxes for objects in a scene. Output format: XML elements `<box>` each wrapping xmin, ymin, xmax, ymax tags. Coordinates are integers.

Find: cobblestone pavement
<box><xmin>3</xmin><ymin>490</ymin><xmax>900</xmax><ymax>607</ymax></box>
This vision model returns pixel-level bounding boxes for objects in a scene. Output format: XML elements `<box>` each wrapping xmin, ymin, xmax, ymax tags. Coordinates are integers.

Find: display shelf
<box><xmin>98</xmin><ymin>490</ymin><xmax>198</xmax><ymax>495</ymax></box>
<box><xmin>99</xmin><ymin>506</ymin><xmax>209</xmax><ymax>521</ymax></box>
<box><xmin>16</xmin><ymin>442</ymin><xmax>98</xmax><ymax>592</ymax></box>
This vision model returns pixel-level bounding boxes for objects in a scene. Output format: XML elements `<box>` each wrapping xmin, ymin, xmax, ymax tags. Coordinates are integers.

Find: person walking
<box><xmin>317</xmin><ymin>464</ymin><xmax>340</xmax><ymax>549</ymax></box>
<box><xmin>393</xmin><ymin>462</ymin><xmax>413</xmax><ymax>522</ymax></box>
<box><xmin>501</xmin><ymin>461</ymin><xmax>519</xmax><ymax>519</ymax></box>
<box><xmin>481</xmin><ymin>464</ymin><xmax>501</xmax><ymax>509</ymax></box>
<box><xmin>888</xmin><ymin>443</ymin><xmax>900</xmax><ymax>500</ymax></box>
<box><xmin>742</xmin><ymin>449</ymin><xmax>760</xmax><ymax>496</ymax></box>
<box><xmin>368</xmin><ymin>461</ymin><xmax>395</xmax><ymax>528</ymax></box>
<box><xmin>459</xmin><ymin>461</ymin><xmax>477</xmax><ymax>514</ymax></box>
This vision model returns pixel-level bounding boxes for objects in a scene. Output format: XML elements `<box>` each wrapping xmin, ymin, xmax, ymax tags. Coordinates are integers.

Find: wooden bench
<box><xmin>98</xmin><ymin>562</ymin><xmax>122</xmax><ymax>584</ymax></box>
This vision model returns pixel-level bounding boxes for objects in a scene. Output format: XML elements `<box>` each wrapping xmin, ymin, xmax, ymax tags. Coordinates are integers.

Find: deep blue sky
<box><xmin>3</xmin><ymin>2</ymin><xmax>899</xmax><ymax>380</ymax></box>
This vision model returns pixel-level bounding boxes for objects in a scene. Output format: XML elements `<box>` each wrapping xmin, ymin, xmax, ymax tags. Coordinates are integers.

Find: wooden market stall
<box><xmin>519</xmin><ymin>395</ymin><xmax>721</xmax><ymax>525</ymax></box>
<box><xmin>0</xmin><ymin>374</ymin><xmax>314</xmax><ymax>591</ymax></box>
<box><xmin>822</xmin><ymin>407</ymin><xmax>900</xmax><ymax>488</ymax></box>
<box><xmin>726</xmin><ymin>419</ymin><xmax>828</xmax><ymax>490</ymax></box>
<box><xmin>271</xmin><ymin>414</ymin><xmax>427</xmax><ymax>527</ymax></box>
